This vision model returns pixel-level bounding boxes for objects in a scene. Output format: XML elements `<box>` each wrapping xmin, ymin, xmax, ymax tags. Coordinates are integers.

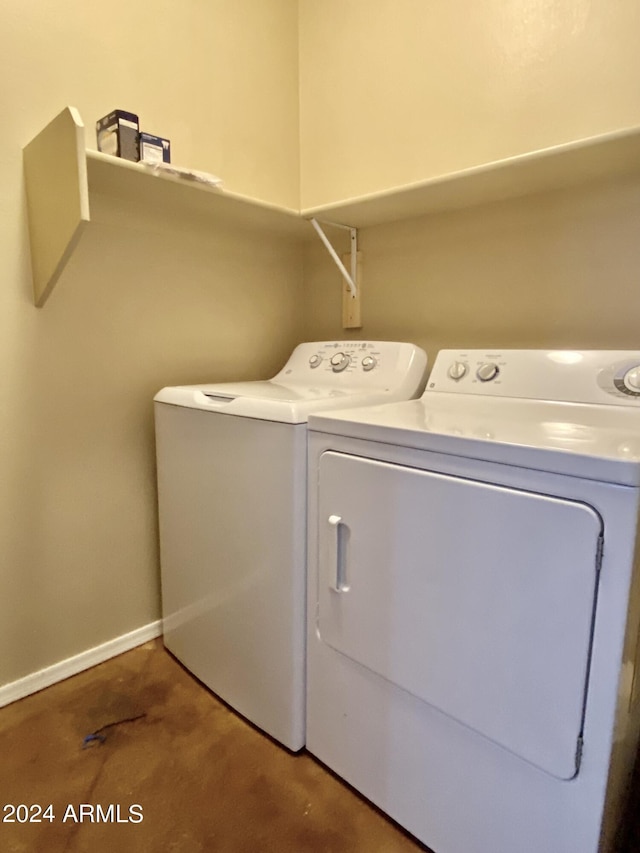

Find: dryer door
<box><xmin>316</xmin><ymin>452</ymin><xmax>603</xmax><ymax>780</ymax></box>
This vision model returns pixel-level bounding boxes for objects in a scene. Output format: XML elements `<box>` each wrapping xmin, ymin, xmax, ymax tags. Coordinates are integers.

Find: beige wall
<box><xmin>301</xmin><ymin>175</ymin><xmax>640</xmax><ymax>359</ymax></box>
<box><xmin>0</xmin><ymin>0</ymin><xmax>302</xmax><ymax>686</ymax></box>
<box><xmin>299</xmin><ymin>0</ymin><xmax>640</xmax><ymax>209</ymax></box>
<box><xmin>3</xmin><ymin>0</ymin><xmax>640</xmax><ymax>692</ymax></box>
<box><xmin>8</xmin><ymin>0</ymin><xmax>300</xmax><ymax>208</ymax></box>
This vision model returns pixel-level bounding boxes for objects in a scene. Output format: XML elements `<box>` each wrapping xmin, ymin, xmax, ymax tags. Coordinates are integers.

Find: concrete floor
<box><xmin>0</xmin><ymin>641</ymin><xmax>431</xmax><ymax>853</ymax></box>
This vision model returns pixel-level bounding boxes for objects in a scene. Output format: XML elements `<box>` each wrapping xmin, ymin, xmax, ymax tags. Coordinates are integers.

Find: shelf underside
<box><xmin>302</xmin><ymin>125</ymin><xmax>640</xmax><ymax>228</ymax></box>
<box><xmin>87</xmin><ymin>151</ymin><xmax>306</xmax><ymax>237</ymax></box>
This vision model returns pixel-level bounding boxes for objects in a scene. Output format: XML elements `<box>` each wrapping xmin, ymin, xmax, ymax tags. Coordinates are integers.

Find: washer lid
<box><xmin>153</xmin><ymin>340</ymin><xmax>428</xmax><ymax>424</ymax></box>
<box><xmin>154</xmin><ymin>380</ymin><xmax>411</xmax><ymax>425</ymax></box>
<box><xmin>308</xmin><ymin>394</ymin><xmax>640</xmax><ymax>485</ymax></box>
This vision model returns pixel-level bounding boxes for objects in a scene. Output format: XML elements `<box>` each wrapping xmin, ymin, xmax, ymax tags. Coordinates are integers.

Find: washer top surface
<box><xmin>154</xmin><ymin>341</ymin><xmax>428</xmax><ymax>424</ymax></box>
<box><xmin>308</xmin><ymin>349</ymin><xmax>640</xmax><ymax>486</ymax></box>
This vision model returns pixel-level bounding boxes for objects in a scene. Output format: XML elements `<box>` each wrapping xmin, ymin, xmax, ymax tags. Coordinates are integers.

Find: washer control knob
<box><xmin>477</xmin><ymin>362</ymin><xmax>499</xmax><ymax>382</ymax></box>
<box><xmin>309</xmin><ymin>354</ymin><xmax>322</xmax><ymax>369</ymax></box>
<box><xmin>362</xmin><ymin>355</ymin><xmax>377</xmax><ymax>372</ymax></box>
<box><xmin>447</xmin><ymin>361</ymin><xmax>467</xmax><ymax>381</ymax></box>
<box><xmin>330</xmin><ymin>352</ymin><xmax>350</xmax><ymax>372</ymax></box>
<box><xmin>624</xmin><ymin>366</ymin><xmax>640</xmax><ymax>393</ymax></box>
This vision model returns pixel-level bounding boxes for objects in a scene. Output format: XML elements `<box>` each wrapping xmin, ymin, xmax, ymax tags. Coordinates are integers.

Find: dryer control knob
<box><xmin>448</xmin><ymin>361</ymin><xmax>467</xmax><ymax>381</ymax></box>
<box><xmin>623</xmin><ymin>366</ymin><xmax>640</xmax><ymax>393</ymax></box>
<box><xmin>309</xmin><ymin>354</ymin><xmax>322</xmax><ymax>368</ymax></box>
<box><xmin>362</xmin><ymin>355</ymin><xmax>377</xmax><ymax>372</ymax></box>
<box><xmin>330</xmin><ymin>352</ymin><xmax>350</xmax><ymax>372</ymax></box>
<box><xmin>477</xmin><ymin>362</ymin><xmax>499</xmax><ymax>382</ymax></box>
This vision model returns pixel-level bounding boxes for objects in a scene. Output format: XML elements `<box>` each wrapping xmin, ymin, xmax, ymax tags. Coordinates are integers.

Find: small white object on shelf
<box><xmin>141</xmin><ymin>161</ymin><xmax>223</xmax><ymax>189</ymax></box>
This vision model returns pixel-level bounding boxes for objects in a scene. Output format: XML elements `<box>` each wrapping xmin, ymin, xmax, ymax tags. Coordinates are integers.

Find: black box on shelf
<box><xmin>96</xmin><ymin>110</ymin><xmax>140</xmax><ymax>161</ymax></box>
<box><xmin>139</xmin><ymin>132</ymin><xmax>171</xmax><ymax>164</ymax></box>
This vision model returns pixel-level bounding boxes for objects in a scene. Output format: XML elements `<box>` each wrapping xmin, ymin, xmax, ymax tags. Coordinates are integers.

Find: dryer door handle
<box><xmin>328</xmin><ymin>515</ymin><xmax>349</xmax><ymax>593</ymax></box>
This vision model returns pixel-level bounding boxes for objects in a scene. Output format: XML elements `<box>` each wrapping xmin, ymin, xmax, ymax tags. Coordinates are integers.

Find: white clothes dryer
<box><xmin>306</xmin><ymin>349</ymin><xmax>640</xmax><ymax>852</ymax></box>
<box><xmin>154</xmin><ymin>341</ymin><xmax>427</xmax><ymax>751</ymax></box>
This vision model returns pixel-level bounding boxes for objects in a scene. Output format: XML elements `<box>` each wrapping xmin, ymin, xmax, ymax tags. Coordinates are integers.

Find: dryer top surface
<box><xmin>309</xmin><ymin>350</ymin><xmax>640</xmax><ymax>485</ymax></box>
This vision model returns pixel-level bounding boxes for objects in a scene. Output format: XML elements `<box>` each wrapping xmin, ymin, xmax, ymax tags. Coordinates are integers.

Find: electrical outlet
<box><xmin>342</xmin><ymin>250</ymin><xmax>362</xmax><ymax>329</ymax></box>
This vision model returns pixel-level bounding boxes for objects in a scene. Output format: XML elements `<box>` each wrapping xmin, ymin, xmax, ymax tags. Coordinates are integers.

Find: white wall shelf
<box><xmin>23</xmin><ymin>107</ymin><xmax>640</xmax><ymax>306</ymax></box>
<box><xmin>23</xmin><ymin>107</ymin><xmax>305</xmax><ymax>307</ymax></box>
<box><xmin>301</xmin><ymin>126</ymin><xmax>640</xmax><ymax>228</ymax></box>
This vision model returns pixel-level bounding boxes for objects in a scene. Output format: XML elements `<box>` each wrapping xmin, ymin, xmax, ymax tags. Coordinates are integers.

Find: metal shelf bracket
<box><xmin>309</xmin><ymin>218</ymin><xmax>358</xmax><ymax>297</ymax></box>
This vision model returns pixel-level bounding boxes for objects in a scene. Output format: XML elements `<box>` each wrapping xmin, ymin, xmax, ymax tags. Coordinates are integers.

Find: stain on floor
<box><xmin>0</xmin><ymin>641</ymin><xmax>431</xmax><ymax>852</ymax></box>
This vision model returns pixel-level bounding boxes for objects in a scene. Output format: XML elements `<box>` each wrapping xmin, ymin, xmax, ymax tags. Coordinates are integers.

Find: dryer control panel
<box><xmin>427</xmin><ymin>349</ymin><xmax>640</xmax><ymax>407</ymax></box>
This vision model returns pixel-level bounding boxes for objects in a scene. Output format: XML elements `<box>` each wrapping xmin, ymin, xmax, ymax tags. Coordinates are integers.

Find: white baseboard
<box><xmin>0</xmin><ymin>620</ymin><xmax>163</xmax><ymax>710</ymax></box>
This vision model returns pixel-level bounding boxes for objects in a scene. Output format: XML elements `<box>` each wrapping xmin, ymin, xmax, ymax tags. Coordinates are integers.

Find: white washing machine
<box><xmin>154</xmin><ymin>340</ymin><xmax>427</xmax><ymax>751</ymax></box>
<box><xmin>306</xmin><ymin>349</ymin><xmax>640</xmax><ymax>852</ymax></box>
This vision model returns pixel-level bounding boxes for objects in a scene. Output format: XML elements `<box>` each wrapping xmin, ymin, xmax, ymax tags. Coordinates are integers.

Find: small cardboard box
<box><xmin>139</xmin><ymin>132</ymin><xmax>171</xmax><ymax>164</ymax></box>
<box><xmin>96</xmin><ymin>110</ymin><xmax>140</xmax><ymax>161</ymax></box>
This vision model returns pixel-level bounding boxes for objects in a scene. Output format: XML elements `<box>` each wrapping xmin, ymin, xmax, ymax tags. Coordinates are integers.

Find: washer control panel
<box><xmin>306</xmin><ymin>343</ymin><xmax>379</xmax><ymax>374</ymax></box>
<box><xmin>275</xmin><ymin>341</ymin><xmax>428</xmax><ymax>392</ymax></box>
<box><xmin>293</xmin><ymin>342</ymin><xmax>408</xmax><ymax>378</ymax></box>
<box><xmin>427</xmin><ymin>349</ymin><xmax>640</xmax><ymax>406</ymax></box>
